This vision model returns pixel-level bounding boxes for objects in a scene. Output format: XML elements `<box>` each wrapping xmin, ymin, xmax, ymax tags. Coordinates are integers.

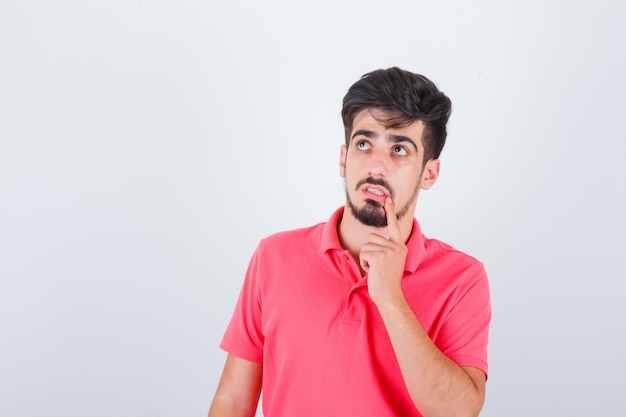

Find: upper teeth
<box><xmin>367</xmin><ymin>188</ymin><xmax>384</xmax><ymax>196</ymax></box>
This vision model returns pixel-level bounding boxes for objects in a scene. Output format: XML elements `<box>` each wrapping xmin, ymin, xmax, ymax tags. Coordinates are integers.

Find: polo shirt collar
<box><xmin>320</xmin><ymin>206</ymin><xmax>426</xmax><ymax>274</ymax></box>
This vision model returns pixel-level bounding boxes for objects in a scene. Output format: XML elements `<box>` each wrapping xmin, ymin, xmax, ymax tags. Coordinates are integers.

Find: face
<box><xmin>340</xmin><ymin>109</ymin><xmax>439</xmax><ymax>227</ymax></box>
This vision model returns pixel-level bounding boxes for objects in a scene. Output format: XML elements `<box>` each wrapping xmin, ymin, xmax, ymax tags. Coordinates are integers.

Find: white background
<box><xmin>1</xmin><ymin>1</ymin><xmax>625</xmax><ymax>416</ymax></box>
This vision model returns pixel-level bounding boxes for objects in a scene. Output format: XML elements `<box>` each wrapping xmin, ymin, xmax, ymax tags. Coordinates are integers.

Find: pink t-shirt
<box><xmin>221</xmin><ymin>207</ymin><xmax>491</xmax><ymax>417</ymax></box>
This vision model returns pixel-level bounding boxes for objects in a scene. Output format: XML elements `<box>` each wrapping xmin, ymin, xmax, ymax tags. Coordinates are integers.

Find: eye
<box><xmin>392</xmin><ymin>145</ymin><xmax>408</xmax><ymax>156</ymax></box>
<box><xmin>356</xmin><ymin>140</ymin><xmax>371</xmax><ymax>151</ymax></box>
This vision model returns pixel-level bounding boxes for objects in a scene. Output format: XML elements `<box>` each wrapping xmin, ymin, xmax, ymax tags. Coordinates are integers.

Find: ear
<box><xmin>339</xmin><ymin>145</ymin><xmax>347</xmax><ymax>178</ymax></box>
<box><xmin>420</xmin><ymin>159</ymin><xmax>440</xmax><ymax>190</ymax></box>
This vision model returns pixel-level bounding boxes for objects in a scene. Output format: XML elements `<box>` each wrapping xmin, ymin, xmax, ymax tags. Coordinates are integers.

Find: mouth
<box><xmin>354</xmin><ymin>177</ymin><xmax>393</xmax><ymax>205</ymax></box>
<box><xmin>362</xmin><ymin>185</ymin><xmax>388</xmax><ymax>204</ymax></box>
<box><xmin>365</xmin><ymin>187</ymin><xmax>386</xmax><ymax>196</ymax></box>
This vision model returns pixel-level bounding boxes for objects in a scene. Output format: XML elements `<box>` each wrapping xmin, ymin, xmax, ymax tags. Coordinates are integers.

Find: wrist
<box><xmin>369</xmin><ymin>285</ymin><xmax>407</xmax><ymax>309</ymax></box>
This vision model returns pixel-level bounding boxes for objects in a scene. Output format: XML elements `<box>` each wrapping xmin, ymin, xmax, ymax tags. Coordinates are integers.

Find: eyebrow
<box><xmin>351</xmin><ymin>129</ymin><xmax>418</xmax><ymax>151</ymax></box>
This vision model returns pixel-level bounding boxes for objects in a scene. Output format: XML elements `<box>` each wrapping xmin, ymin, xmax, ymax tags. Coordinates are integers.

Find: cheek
<box><xmin>342</xmin><ymin>157</ymin><xmax>356</xmax><ymax>179</ymax></box>
<box><xmin>397</xmin><ymin>167</ymin><xmax>423</xmax><ymax>194</ymax></box>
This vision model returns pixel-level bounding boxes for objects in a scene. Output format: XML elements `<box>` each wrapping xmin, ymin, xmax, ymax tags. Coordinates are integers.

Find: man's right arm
<box><xmin>208</xmin><ymin>354</ymin><xmax>263</xmax><ymax>417</ymax></box>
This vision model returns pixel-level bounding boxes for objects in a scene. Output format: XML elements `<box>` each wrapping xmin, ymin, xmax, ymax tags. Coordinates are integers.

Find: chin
<box><xmin>347</xmin><ymin>199</ymin><xmax>387</xmax><ymax>227</ymax></box>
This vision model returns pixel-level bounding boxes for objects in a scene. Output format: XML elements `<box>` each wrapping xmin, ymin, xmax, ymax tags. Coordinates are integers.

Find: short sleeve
<box><xmin>219</xmin><ymin>245</ymin><xmax>265</xmax><ymax>363</ymax></box>
<box><xmin>437</xmin><ymin>263</ymin><xmax>491</xmax><ymax>377</ymax></box>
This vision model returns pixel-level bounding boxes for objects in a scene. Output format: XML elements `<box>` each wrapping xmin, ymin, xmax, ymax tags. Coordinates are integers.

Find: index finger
<box><xmin>384</xmin><ymin>196</ymin><xmax>402</xmax><ymax>242</ymax></box>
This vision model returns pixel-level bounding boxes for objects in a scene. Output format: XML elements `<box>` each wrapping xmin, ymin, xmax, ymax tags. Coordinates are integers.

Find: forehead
<box><xmin>350</xmin><ymin>108</ymin><xmax>425</xmax><ymax>148</ymax></box>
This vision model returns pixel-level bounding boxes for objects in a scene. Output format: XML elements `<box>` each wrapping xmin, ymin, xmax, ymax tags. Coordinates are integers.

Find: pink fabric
<box><xmin>221</xmin><ymin>207</ymin><xmax>490</xmax><ymax>417</ymax></box>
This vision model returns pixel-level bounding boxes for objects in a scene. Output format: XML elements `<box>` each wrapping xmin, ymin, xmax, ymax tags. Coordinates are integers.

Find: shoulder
<box><xmin>425</xmin><ymin>237</ymin><xmax>482</xmax><ymax>263</ymax></box>
<box><xmin>414</xmin><ymin>237</ymin><xmax>490</xmax><ymax>314</ymax></box>
<box><xmin>257</xmin><ymin>221</ymin><xmax>326</xmax><ymax>253</ymax></box>
<box><xmin>246</xmin><ymin>222</ymin><xmax>328</xmax><ymax>282</ymax></box>
<box><xmin>422</xmin><ymin>236</ymin><xmax>487</xmax><ymax>281</ymax></box>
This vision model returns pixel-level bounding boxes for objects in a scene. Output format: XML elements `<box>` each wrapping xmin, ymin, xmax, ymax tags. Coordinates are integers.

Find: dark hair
<box><xmin>341</xmin><ymin>67</ymin><xmax>452</xmax><ymax>163</ymax></box>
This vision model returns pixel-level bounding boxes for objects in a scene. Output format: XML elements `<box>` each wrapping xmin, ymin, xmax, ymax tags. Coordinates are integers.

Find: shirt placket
<box><xmin>336</xmin><ymin>250</ymin><xmax>368</xmax><ymax>324</ymax></box>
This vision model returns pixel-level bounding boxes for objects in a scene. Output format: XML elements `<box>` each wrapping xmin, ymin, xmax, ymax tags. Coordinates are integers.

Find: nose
<box><xmin>367</xmin><ymin>149</ymin><xmax>389</xmax><ymax>177</ymax></box>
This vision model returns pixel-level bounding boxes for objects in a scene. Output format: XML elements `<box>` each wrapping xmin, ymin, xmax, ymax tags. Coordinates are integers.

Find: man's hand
<box><xmin>359</xmin><ymin>196</ymin><xmax>408</xmax><ymax>305</ymax></box>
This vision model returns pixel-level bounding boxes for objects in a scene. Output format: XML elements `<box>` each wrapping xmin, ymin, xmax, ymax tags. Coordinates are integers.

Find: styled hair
<box><xmin>341</xmin><ymin>67</ymin><xmax>452</xmax><ymax>163</ymax></box>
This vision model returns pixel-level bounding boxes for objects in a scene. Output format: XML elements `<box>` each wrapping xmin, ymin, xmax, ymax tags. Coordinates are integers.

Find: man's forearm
<box><xmin>375</xmin><ymin>294</ymin><xmax>485</xmax><ymax>417</ymax></box>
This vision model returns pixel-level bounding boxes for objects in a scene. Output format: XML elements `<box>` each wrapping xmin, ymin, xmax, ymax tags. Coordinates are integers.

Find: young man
<box><xmin>208</xmin><ymin>68</ymin><xmax>491</xmax><ymax>417</ymax></box>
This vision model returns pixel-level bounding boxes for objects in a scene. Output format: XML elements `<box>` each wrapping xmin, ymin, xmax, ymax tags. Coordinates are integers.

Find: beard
<box><xmin>345</xmin><ymin>176</ymin><xmax>419</xmax><ymax>227</ymax></box>
<box><xmin>347</xmin><ymin>197</ymin><xmax>388</xmax><ymax>227</ymax></box>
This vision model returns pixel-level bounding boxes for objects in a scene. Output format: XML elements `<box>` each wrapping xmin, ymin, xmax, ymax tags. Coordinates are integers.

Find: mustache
<box><xmin>355</xmin><ymin>177</ymin><xmax>394</xmax><ymax>197</ymax></box>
